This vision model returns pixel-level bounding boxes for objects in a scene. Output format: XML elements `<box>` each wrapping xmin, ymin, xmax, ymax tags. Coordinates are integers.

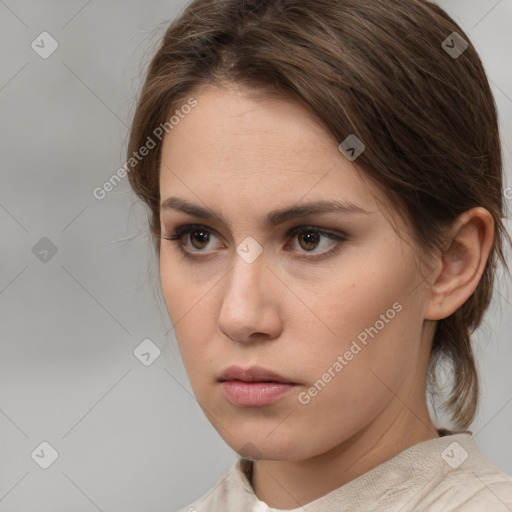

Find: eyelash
<box><xmin>163</xmin><ymin>223</ymin><xmax>347</xmax><ymax>261</ymax></box>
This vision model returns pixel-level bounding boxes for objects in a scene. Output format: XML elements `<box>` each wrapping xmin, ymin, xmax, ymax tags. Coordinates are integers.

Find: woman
<box><xmin>126</xmin><ymin>0</ymin><xmax>512</xmax><ymax>510</ymax></box>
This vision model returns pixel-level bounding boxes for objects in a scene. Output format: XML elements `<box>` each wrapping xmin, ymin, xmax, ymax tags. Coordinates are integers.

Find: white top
<box><xmin>177</xmin><ymin>430</ymin><xmax>512</xmax><ymax>511</ymax></box>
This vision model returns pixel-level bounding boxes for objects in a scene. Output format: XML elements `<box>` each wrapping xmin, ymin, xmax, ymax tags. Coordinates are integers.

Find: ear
<box><xmin>425</xmin><ymin>207</ymin><xmax>494</xmax><ymax>321</ymax></box>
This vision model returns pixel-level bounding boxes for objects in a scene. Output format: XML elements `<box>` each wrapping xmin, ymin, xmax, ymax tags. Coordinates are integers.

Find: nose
<box><xmin>217</xmin><ymin>249</ymin><xmax>282</xmax><ymax>344</ymax></box>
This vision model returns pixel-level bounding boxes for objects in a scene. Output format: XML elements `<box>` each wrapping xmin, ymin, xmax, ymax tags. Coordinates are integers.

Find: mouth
<box><xmin>218</xmin><ymin>365</ymin><xmax>298</xmax><ymax>407</ymax></box>
<box><xmin>218</xmin><ymin>365</ymin><xmax>297</xmax><ymax>384</ymax></box>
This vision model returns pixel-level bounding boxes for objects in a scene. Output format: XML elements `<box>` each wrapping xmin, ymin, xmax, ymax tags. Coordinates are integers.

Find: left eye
<box><xmin>287</xmin><ymin>226</ymin><xmax>345</xmax><ymax>253</ymax></box>
<box><xmin>163</xmin><ymin>224</ymin><xmax>346</xmax><ymax>258</ymax></box>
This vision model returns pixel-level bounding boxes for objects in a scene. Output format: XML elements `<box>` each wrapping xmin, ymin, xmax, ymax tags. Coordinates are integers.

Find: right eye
<box><xmin>163</xmin><ymin>224</ymin><xmax>223</xmax><ymax>256</ymax></box>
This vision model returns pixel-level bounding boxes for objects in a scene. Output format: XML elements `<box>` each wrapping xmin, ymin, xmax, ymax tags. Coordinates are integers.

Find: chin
<box><xmin>227</xmin><ymin>431</ymin><xmax>312</xmax><ymax>462</ymax></box>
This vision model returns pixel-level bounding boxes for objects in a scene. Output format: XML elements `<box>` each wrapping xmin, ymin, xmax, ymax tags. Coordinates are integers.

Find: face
<box><xmin>159</xmin><ymin>83</ymin><xmax>435</xmax><ymax>462</ymax></box>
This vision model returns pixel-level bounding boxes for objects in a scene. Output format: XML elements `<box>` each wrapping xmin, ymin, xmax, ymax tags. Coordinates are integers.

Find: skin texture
<box><xmin>158</xmin><ymin>83</ymin><xmax>494</xmax><ymax>509</ymax></box>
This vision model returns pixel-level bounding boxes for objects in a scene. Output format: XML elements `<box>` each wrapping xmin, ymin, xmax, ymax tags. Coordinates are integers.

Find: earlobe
<box><xmin>425</xmin><ymin>207</ymin><xmax>494</xmax><ymax>321</ymax></box>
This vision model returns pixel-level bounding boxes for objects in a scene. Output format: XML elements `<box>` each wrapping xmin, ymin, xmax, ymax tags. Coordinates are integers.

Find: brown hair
<box><xmin>126</xmin><ymin>0</ymin><xmax>509</xmax><ymax>428</ymax></box>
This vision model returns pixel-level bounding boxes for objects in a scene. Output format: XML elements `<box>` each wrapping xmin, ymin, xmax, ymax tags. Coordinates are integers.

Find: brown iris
<box><xmin>189</xmin><ymin>229</ymin><xmax>210</xmax><ymax>249</ymax></box>
<box><xmin>298</xmin><ymin>231</ymin><xmax>320</xmax><ymax>251</ymax></box>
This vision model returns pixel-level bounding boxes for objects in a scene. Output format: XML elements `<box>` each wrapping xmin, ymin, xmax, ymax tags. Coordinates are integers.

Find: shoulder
<box><xmin>418</xmin><ymin>468</ymin><xmax>512</xmax><ymax>511</ymax></box>
<box><xmin>347</xmin><ymin>431</ymin><xmax>512</xmax><ymax>512</ymax></box>
<box><xmin>408</xmin><ymin>433</ymin><xmax>512</xmax><ymax>512</ymax></box>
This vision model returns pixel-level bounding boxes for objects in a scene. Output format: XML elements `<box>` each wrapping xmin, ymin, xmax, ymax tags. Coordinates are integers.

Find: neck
<box><xmin>251</xmin><ymin>404</ymin><xmax>439</xmax><ymax>509</ymax></box>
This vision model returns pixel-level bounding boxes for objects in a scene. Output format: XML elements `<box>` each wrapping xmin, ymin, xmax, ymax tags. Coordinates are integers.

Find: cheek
<box><xmin>160</xmin><ymin>254</ymin><xmax>207</xmax><ymax>321</ymax></box>
<box><xmin>159</xmin><ymin>258</ymin><xmax>213</xmax><ymax>364</ymax></box>
<box><xmin>288</xmin><ymin>302</ymin><xmax>423</xmax><ymax>455</ymax></box>
<box><xmin>166</xmin><ymin>306</ymin><xmax>217</xmax><ymax>403</ymax></box>
<box><xmin>298</xmin><ymin>265</ymin><xmax>409</xmax><ymax>348</ymax></box>
<box><xmin>292</xmin><ymin>247</ymin><xmax>423</xmax><ymax>385</ymax></box>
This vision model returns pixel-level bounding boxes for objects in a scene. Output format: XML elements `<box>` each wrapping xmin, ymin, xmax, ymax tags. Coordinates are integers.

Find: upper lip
<box><xmin>218</xmin><ymin>365</ymin><xmax>297</xmax><ymax>384</ymax></box>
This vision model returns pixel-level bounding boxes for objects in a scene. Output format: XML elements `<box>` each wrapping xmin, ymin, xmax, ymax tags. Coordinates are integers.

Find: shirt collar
<box><xmin>223</xmin><ymin>430</ymin><xmax>476</xmax><ymax>512</ymax></box>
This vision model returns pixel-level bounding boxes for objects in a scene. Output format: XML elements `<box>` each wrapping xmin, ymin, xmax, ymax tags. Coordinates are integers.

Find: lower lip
<box><xmin>220</xmin><ymin>380</ymin><xmax>296</xmax><ymax>407</ymax></box>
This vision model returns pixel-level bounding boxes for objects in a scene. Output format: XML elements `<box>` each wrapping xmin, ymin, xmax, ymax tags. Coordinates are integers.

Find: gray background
<box><xmin>1</xmin><ymin>1</ymin><xmax>511</xmax><ymax>510</ymax></box>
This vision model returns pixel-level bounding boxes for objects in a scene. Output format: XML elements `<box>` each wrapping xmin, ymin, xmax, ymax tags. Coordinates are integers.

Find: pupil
<box><xmin>191</xmin><ymin>230</ymin><xmax>209</xmax><ymax>248</ymax></box>
<box><xmin>300</xmin><ymin>232</ymin><xmax>319</xmax><ymax>251</ymax></box>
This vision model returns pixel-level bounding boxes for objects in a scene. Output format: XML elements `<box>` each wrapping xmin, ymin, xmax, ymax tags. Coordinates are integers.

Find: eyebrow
<box><xmin>160</xmin><ymin>196</ymin><xmax>370</xmax><ymax>229</ymax></box>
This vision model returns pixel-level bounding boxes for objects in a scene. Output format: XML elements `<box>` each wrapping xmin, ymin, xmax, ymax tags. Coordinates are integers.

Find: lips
<box><xmin>218</xmin><ymin>365</ymin><xmax>297</xmax><ymax>384</ymax></box>
<box><xmin>218</xmin><ymin>365</ymin><xmax>298</xmax><ymax>407</ymax></box>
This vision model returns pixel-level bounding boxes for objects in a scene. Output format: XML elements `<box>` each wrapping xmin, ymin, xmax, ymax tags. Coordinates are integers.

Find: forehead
<box><xmin>158</xmin><ymin>85</ymin><xmax>384</xmax><ymax>220</ymax></box>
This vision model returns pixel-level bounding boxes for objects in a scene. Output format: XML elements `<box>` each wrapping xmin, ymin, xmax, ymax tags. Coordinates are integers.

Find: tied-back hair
<box><xmin>126</xmin><ymin>0</ymin><xmax>510</xmax><ymax>428</ymax></box>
